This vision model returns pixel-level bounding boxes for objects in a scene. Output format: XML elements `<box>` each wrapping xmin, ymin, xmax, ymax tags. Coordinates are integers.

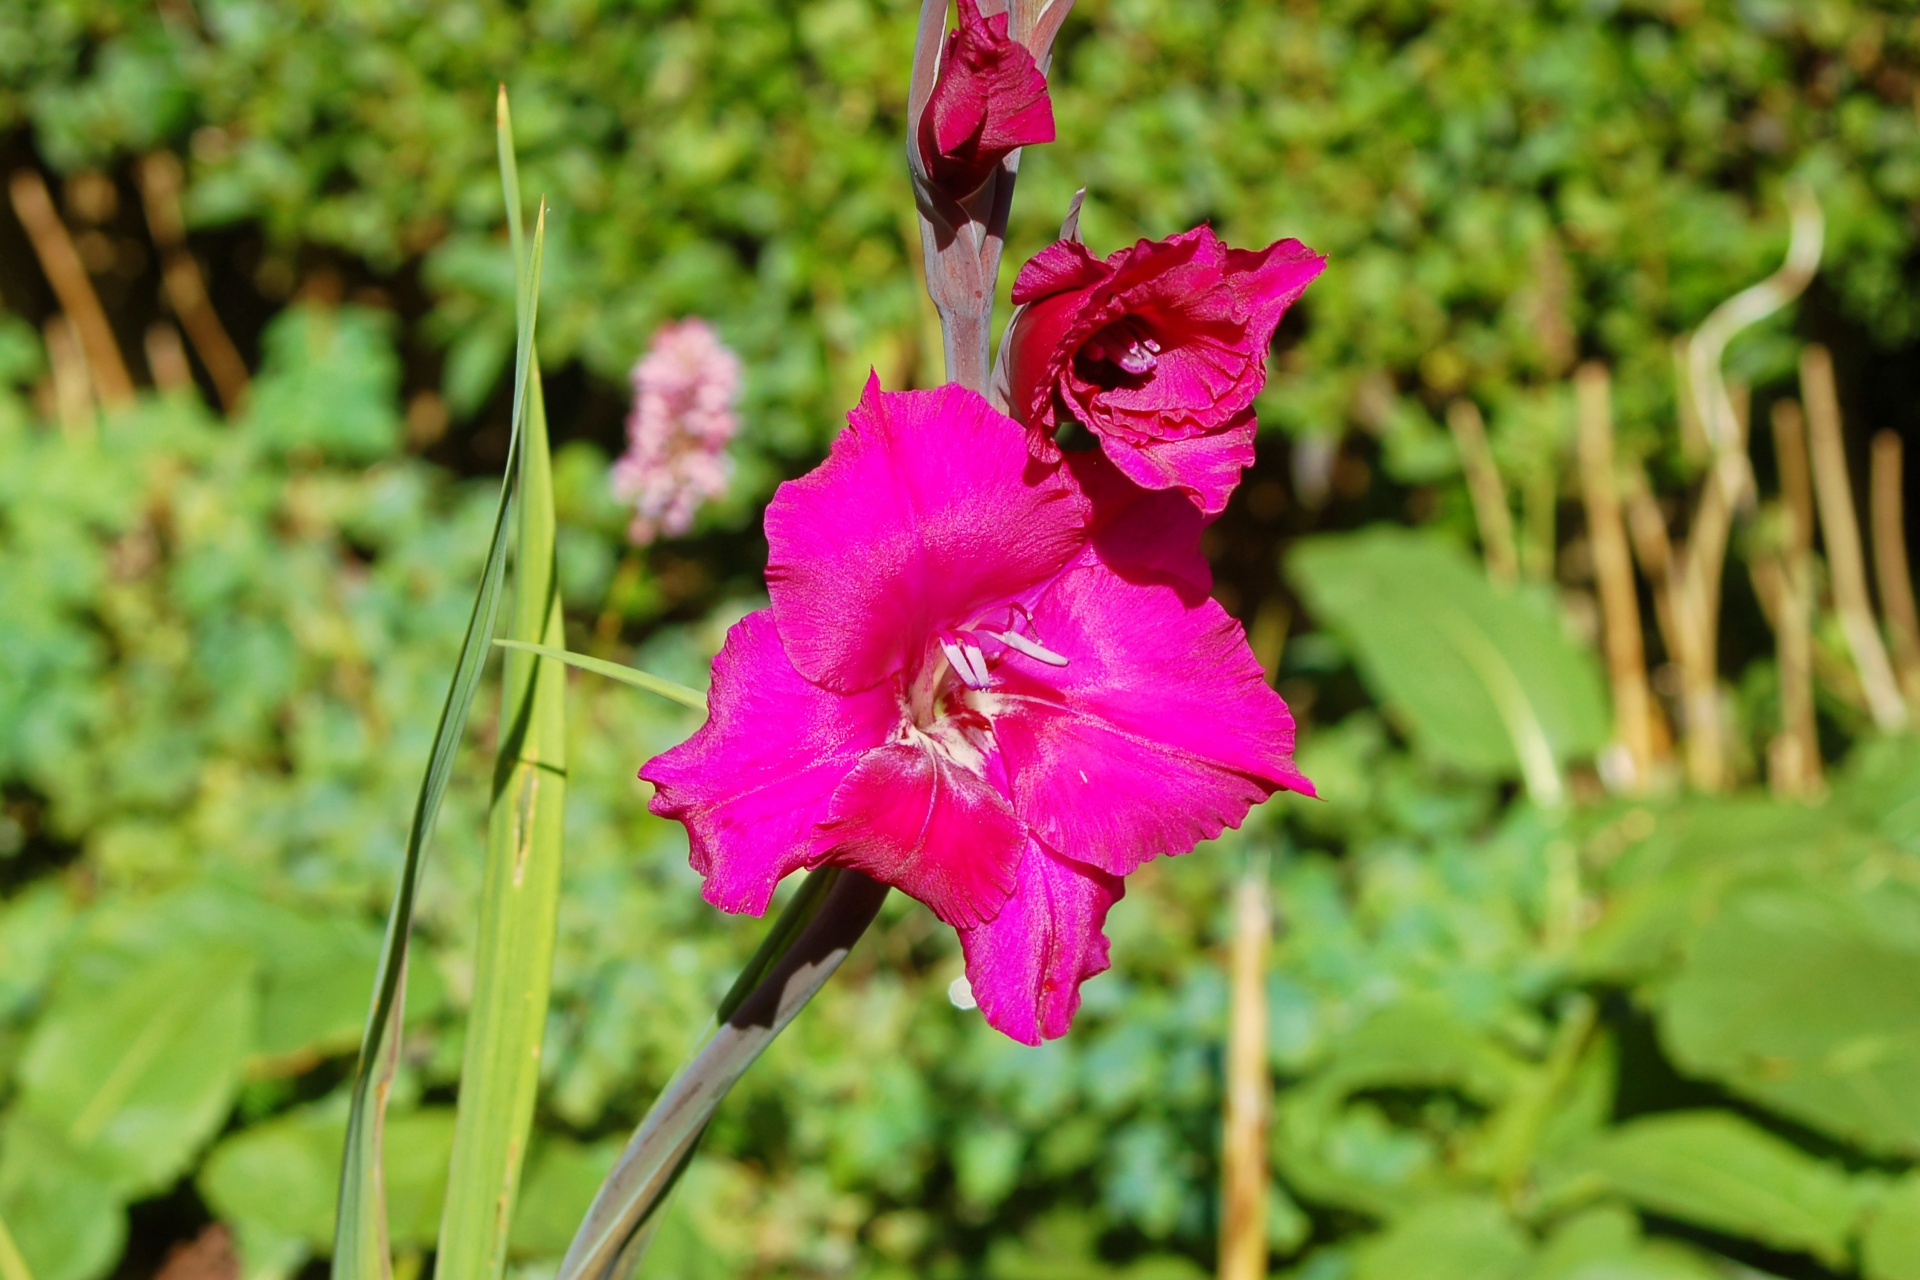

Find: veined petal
<box><xmin>958</xmin><ymin>839</ymin><xmax>1123</xmax><ymax>1045</ymax></box>
<box><xmin>766</xmin><ymin>376</ymin><xmax>1087</xmax><ymax>692</ymax></box>
<box><xmin>813</xmin><ymin>740</ymin><xmax>1024</xmax><ymax>930</ymax></box>
<box><xmin>1224</xmin><ymin>238</ymin><xmax>1327</xmax><ymax>336</ymax></box>
<box><xmin>993</xmin><ymin>562</ymin><xmax>1312</xmax><ymax>876</ymax></box>
<box><xmin>1011</xmin><ymin>238</ymin><xmax>1108</xmax><ymax>305</ymax></box>
<box><xmin>640</xmin><ymin>610</ymin><xmax>896</xmax><ymax>916</ymax></box>
<box><xmin>1096</xmin><ymin>408</ymin><xmax>1259</xmax><ymax>517</ymax></box>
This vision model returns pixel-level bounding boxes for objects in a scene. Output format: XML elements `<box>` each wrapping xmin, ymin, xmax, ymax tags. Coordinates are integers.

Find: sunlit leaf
<box><xmin>436</xmin><ymin>86</ymin><xmax>571</xmax><ymax>1280</ymax></box>
<box><xmin>330</xmin><ymin>189</ymin><xmax>549</xmax><ymax>1280</ymax></box>
<box><xmin>1288</xmin><ymin>528</ymin><xmax>1608</xmax><ymax>801</ymax></box>
<box><xmin>1563</xmin><ymin>1110</ymin><xmax>1867</xmax><ymax>1268</ymax></box>
<box><xmin>16</xmin><ymin>945</ymin><xmax>255</xmax><ymax>1198</ymax></box>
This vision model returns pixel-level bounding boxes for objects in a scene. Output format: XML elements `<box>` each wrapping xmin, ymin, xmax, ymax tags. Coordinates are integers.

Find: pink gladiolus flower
<box><xmin>1005</xmin><ymin>226</ymin><xmax>1325</xmax><ymax>515</ymax></box>
<box><xmin>917</xmin><ymin>0</ymin><xmax>1056</xmax><ymax>198</ymax></box>
<box><xmin>641</xmin><ymin>377</ymin><xmax>1312</xmax><ymax>1044</ymax></box>
<box><xmin>612</xmin><ymin>318</ymin><xmax>742</xmax><ymax>544</ymax></box>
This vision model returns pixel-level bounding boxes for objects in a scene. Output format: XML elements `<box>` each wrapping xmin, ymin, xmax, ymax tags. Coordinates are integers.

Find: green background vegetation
<box><xmin>1</xmin><ymin>1</ymin><xmax>1918</xmax><ymax>1277</ymax></box>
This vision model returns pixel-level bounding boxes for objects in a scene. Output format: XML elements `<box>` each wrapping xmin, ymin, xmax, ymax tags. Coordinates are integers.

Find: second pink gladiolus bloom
<box><xmin>642</xmin><ymin>378</ymin><xmax>1312</xmax><ymax>1043</ymax></box>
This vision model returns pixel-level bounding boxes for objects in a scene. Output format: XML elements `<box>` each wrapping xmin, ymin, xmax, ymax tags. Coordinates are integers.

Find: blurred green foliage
<box><xmin>3</xmin><ymin>0</ymin><xmax>1915</xmax><ymax>488</ymax></box>
<box><xmin>2</xmin><ymin>305</ymin><xmax>1920</xmax><ymax>1278</ymax></box>
<box><xmin>3</xmin><ymin>1</ymin><xmax>1920</xmax><ymax>1278</ymax></box>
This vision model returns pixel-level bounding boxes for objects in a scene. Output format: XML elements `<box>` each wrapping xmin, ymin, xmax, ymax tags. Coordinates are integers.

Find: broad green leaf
<box><xmin>1272</xmin><ymin>1002</ymin><xmax>1528</xmax><ymax>1218</ymax></box>
<box><xmin>17</xmin><ymin>946</ymin><xmax>254</xmax><ymax>1197</ymax></box>
<box><xmin>509</xmin><ymin>1138</ymin><xmax>624</xmax><ymax>1260</ymax></box>
<box><xmin>48</xmin><ymin>886</ymin><xmax>442</xmax><ymax>1079</ymax></box>
<box><xmin>1287</xmin><ymin>529</ymin><xmax>1608</xmax><ymax>800</ymax></box>
<box><xmin>1574</xmin><ymin>796</ymin><xmax>1883</xmax><ymax>982</ymax></box>
<box><xmin>1350</xmin><ymin>1196</ymin><xmax>1530</xmax><ymax>1280</ymax></box>
<box><xmin>200</xmin><ymin>1106</ymin><xmax>338</xmax><ymax>1267</ymax></box>
<box><xmin>0</xmin><ymin>1117</ymin><xmax>122</xmax><ymax>1280</ymax></box>
<box><xmin>254</xmin><ymin>911</ymin><xmax>423</xmax><ymax>1073</ymax></box>
<box><xmin>203</xmin><ymin>1103</ymin><xmax>457</xmax><ymax>1265</ymax></box>
<box><xmin>1658</xmin><ymin>881</ymin><xmax>1920</xmax><ymax>1156</ymax></box>
<box><xmin>1565</xmin><ymin>1110</ymin><xmax>1865</xmax><ymax>1267</ymax></box>
<box><xmin>0</xmin><ymin>885</ymin><xmax>72</xmax><ymax>1022</ymax></box>
<box><xmin>331</xmin><ymin>200</ymin><xmax>548</xmax><ymax>1280</ymax></box>
<box><xmin>492</xmin><ymin>640</ymin><xmax>707</xmax><ymax>711</ymax></box>
<box><xmin>1863</xmin><ymin>1172</ymin><xmax>1920</xmax><ymax>1280</ymax></box>
<box><xmin>437</xmin><ymin>89</ymin><xmax>570</xmax><ymax>1280</ymax></box>
<box><xmin>1522</xmin><ymin>1203</ymin><xmax>1721</xmax><ymax>1280</ymax></box>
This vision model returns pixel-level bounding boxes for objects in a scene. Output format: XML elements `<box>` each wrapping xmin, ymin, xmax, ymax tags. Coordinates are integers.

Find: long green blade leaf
<box><xmin>331</xmin><ymin>200</ymin><xmax>549</xmax><ymax>1280</ymax></box>
<box><xmin>492</xmin><ymin>640</ymin><xmax>707</xmax><ymax>711</ymax></box>
<box><xmin>437</xmin><ymin>89</ymin><xmax>569</xmax><ymax>1279</ymax></box>
<box><xmin>556</xmin><ymin>870</ymin><xmax>888</xmax><ymax>1280</ymax></box>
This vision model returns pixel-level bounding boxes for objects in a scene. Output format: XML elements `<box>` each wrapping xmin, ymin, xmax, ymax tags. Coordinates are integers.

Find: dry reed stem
<box><xmin>137</xmin><ymin>152</ymin><xmax>251</xmax><ymax>413</ymax></box>
<box><xmin>145</xmin><ymin>321</ymin><xmax>194</xmax><ymax>394</ymax></box>
<box><xmin>10</xmin><ymin>170</ymin><xmax>135</xmax><ymax>406</ymax></box>
<box><xmin>1767</xmin><ymin>400</ymin><xmax>1822</xmax><ymax>794</ymax></box>
<box><xmin>1801</xmin><ymin>345</ymin><xmax>1908</xmax><ymax>731</ymax></box>
<box><xmin>1870</xmin><ymin>430</ymin><xmax>1920</xmax><ymax>707</ymax></box>
<box><xmin>1446</xmin><ymin>399</ymin><xmax>1519</xmax><ymax>584</ymax></box>
<box><xmin>1574</xmin><ymin>364</ymin><xmax>1656</xmax><ymax>789</ymax></box>
<box><xmin>1673</xmin><ymin>337</ymin><xmax>1709</xmax><ymax>463</ymax></box>
<box><xmin>43</xmin><ymin>315</ymin><xmax>93</xmax><ymax>438</ymax></box>
<box><xmin>1219</xmin><ymin>862</ymin><xmax>1271</xmax><ymax>1280</ymax></box>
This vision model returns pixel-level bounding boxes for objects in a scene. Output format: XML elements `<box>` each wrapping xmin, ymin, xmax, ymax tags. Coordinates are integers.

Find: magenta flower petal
<box><xmin>1066</xmin><ymin>449</ymin><xmax>1215</xmax><ymax>600</ymax></box>
<box><xmin>642</xmin><ymin>377</ymin><xmax>1315</xmax><ymax>1044</ymax></box>
<box><xmin>993</xmin><ymin>562</ymin><xmax>1313</xmax><ymax>877</ymax></box>
<box><xmin>640</xmin><ymin>610</ymin><xmax>897</xmax><ymax>916</ymax></box>
<box><xmin>959</xmin><ymin>840</ymin><xmax>1123</xmax><ymax>1045</ymax></box>
<box><xmin>813</xmin><ymin>741</ymin><xmax>1024</xmax><ymax>929</ymax></box>
<box><xmin>1095</xmin><ymin>407</ymin><xmax>1259</xmax><ymax>517</ymax></box>
<box><xmin>918</xmin><ymin>0</ymin><xmax>1056</xmax><ymax>197</ymax></box>
<box><xmin>766</xmin><ymin>375</ymin><xmax>1087</xmax><ymax>693</ymax></box>
<box><xmin>1005</xmin><ymin>224</ymin><xmax>1325</xmax><ymax>514</ymax></box>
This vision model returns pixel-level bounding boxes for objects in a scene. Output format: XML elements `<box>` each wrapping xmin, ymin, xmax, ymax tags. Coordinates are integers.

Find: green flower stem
<box><xmin>556</xmin><ymin>869</ymin><xmax>889</xmax><ymax>1280</ymax></box>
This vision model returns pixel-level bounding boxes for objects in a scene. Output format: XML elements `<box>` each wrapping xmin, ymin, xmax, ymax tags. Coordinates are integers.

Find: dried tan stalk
<box><xmin>1219</xmin><ymin>861</ymin><xmax>1271</xmax><ymax>1280</ymax></box>
<box><xmin>145</xmin><ymin>321</ymin><xmax>194</xmax><ymax>394</ymax></box>
<box><xmin>1870</xmin><ymin>430</ymin><xmax>1920</xmax><ymax>707</ymax></box>
<box><xmin>1574</xmin><ymin>364</ymin><xmax>1655</xmax><ymax>789</ymax></box>
<box><xmin>1767</xmin><ymin>400</ymin><xmax>1822</xmax><ymax>794</ymax></box>
<box><xmin>10</xmin><ymin>170</ymin><xmax>134</xmax><ymax>406</ymax></box>
<box><xmin>1654</xmin><ymin>183</ymin><xmax>1822</xmax><ymax>787</ymax></box>
<box><xmin>137</xmin><ymin>152</ymin><xmax>251</xmax><ymax>413</ymax></box>
<box><xmin>1773</xmin><ymin>400</ymin><xmax>1817</xmax><ymax>552</ymax></box>
<box><xmin>1801</xmin><ymin>345</ymin><xmax>1908</xmax><ymax>731</ymax></box>
<box><xmin>43</xmin><ymin>315</ymin><xmax>94</xmax><ymax>437</ymax></box>
<box><xmin>1446</xmin><ymin>399</ymin><xmax>1519</xmax><ymax>585</ymax></box>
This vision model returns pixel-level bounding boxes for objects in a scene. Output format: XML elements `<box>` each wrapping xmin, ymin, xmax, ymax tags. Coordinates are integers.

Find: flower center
<box><xmin>899</xmin><ymin>611</ymin><xmax>1069</xmax><ymax>744</ymax></box>
<box><xmin>1080</xmin><ymin>316</ymin><xmax>1161</xmax><ymax>377</ymax></box>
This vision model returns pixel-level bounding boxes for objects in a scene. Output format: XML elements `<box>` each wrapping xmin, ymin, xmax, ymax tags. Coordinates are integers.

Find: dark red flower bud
<box><xmin>917</xmin><ymin>0</ymin><xmax>1056</xmax><ymax>198</ymax></box>
<box><xmin>1005</xmin><ymin>226</ymin><xmax>1325</xmax><ymax>514</ymax></box>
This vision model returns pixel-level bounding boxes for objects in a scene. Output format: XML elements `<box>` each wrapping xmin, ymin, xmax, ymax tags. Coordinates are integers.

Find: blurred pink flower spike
<box><xmin>612</xmin><ymin>317</ymin><xmax>743</xmax><ymax>544</ymax></box>
<box><xmin>642</xmin><ymin>377</ymin><xmax>1312</xmax><ymax>1044</ymax></box>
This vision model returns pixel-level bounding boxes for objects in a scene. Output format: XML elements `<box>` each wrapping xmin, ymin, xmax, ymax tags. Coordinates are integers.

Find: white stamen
<box><xmin>1115</xmin><ymin>342</ymin><xmax>1156</xmax><ymax>376</ymax></box>
<box><xmin>961</xmin><ymin>641</ymin><xmax>992</xmax><ymax>689</ymax></box>
<box><xmin>941</xmin><ymin>636</ymin><xmax>992</xmax><ymax>690</ymax></box>
<box><xmin>990</xmin><ymin>629</ymin><xmax>1068</xmax><ymax>666</ymax></box>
